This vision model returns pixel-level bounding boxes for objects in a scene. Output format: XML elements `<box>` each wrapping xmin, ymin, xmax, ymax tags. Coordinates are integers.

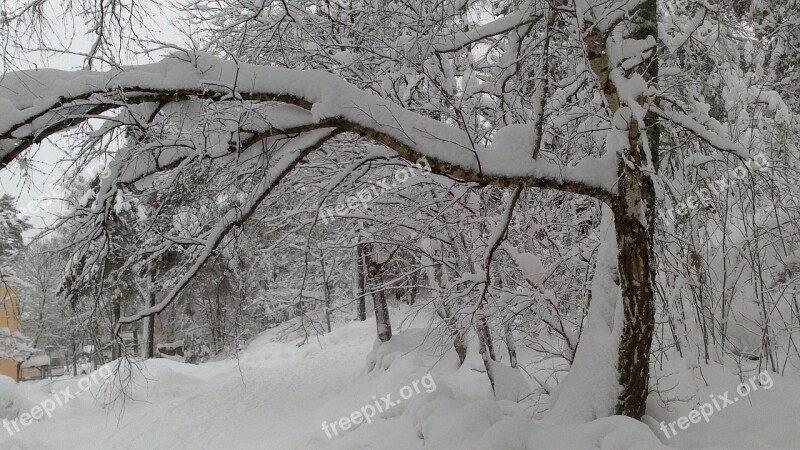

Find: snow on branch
<box><xmin>432</xmin><ymin>6</ymin><xmax>543</xmax><ymax>53</ymax></box>
<box><xmin>113</xmin><ymin>128</ymin><xmax>338</xmax><ymax>326</ymax></box>
<box><xmin>0</xmin><ymin>51</ymin><xmax>617</xmax><ymax>202</ymax></box>
<box><xmin>578</xmin><ymin>0</ymin><xmax>650</xmax><ymax>33</ymax></box>
<box><xmin>651</xmin><ymin>105</ymin><xmax>753</xmax><ymax>160</ymax></box>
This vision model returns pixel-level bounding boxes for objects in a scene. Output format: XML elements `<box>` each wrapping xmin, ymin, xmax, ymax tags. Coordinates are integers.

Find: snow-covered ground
<box><xmin>1</xmin><ymin>309</ymin><xmax>799</xmax><ymax>449</ymax></box>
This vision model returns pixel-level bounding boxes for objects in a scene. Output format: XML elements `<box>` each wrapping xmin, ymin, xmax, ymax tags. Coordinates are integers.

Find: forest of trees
<box><xmin>0</xmin><ymin>0</ymin><xmax>798</xmax><ymax>424</ymax></box>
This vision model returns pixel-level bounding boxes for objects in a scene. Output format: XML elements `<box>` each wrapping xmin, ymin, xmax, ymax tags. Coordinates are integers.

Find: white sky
<box><xmin>0</xmin><ymin>0</ymin><xmax>185</xmax><ymax>239</ymax></box>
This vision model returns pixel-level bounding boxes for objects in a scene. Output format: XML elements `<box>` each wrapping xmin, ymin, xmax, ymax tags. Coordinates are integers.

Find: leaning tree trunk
<box><xmin>435</xmin><ymin>300</ymin><xmax>467</xmax><ymax>366</ymax></box>
<box><xmin>480</xmin><ymin>317</ymin><xmax>496</xmax><ymax>361</ymax></box>
<box><xmin>475</xmin><ymin>321</ymin><xmax>495</xmax><ymax>394</ymax></box>
<box><xmin>550</xmin><ymin>0</ymin><xmax>660</xmax><ymax>420</ymax></box>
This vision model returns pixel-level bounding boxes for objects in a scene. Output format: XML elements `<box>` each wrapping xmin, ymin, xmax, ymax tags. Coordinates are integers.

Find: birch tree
<box><xmin>1</xmin><ymin>0</ymin><xmax>797</xmax><ymax>420</ymax></box>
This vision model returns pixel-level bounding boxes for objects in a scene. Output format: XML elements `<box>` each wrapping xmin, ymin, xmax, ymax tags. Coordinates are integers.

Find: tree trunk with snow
<box><xmin>475</xmin><ymin>322</ymin><xmax>495</xmax><ymax>394</ymax></box>
<box><xmin>366</xmin><ymin>244</ymin><xmax>392</xmax><ymax>342</ymax></box>
<box><xmin>142</xmin><ymin>315</ymin><xmax>155</xmax><ymax>358</ymax></box>
<box><xmin>613</xmin><ymin>201</ymin><xmax>656</xmax><ymax>417</ymax></box>
<box><xmin>373</xmin><ymin>288</ymin><xmax>392</xmax><ymax>342</ymax></box>
<box><xmin>439</xmin><ymin>303</ymin><xmax>467</xmax><ymax>366</ymax></box>
<box><xmin>453</xmin><ymin>329</ymin><xmax>467</xmax><ymax>366</ymax></box>
<box><xmin>0</xmin><ymin>0</ymin><xmax>689</xmax><ymax>419</ymax></box>
<box><xmin>505</xmin><ymin>321</ymin><xmax>517</xmax><ymax>369</ymax></box>
<box><xmin>584</xmin><ymin>0</ymin><xmax>659</xmax><ymax>418</ymax></box>
<box><xmin>480</xmin><ymin>318</ymin><xmax>496</xmax><ymax>362</ymax></box>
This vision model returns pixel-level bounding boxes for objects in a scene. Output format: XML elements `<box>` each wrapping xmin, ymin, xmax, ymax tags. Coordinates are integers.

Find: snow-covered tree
<box><xmin>1</xmin><ymin>0</ymin><xmax>798</xmax><ymax>421</ymax></box>
<box><xmin>0</xmin><ymin>195</ymin><xmax>29</xmax><ymax>267</ymax></box>
<box><xmin>0</xmin><ymin>271</ymin><xmax>34</xmax><ymax>362</ymax></box>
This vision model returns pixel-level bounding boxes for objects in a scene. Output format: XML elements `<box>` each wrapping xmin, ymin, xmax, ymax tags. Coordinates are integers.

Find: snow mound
<box><xmin>366</xmin><ymin>328</ymin><xmax>429</xmax><ymax>372</ymax></box>
<box><xmin>0</xmin><ymin>375</ymin><xmax>28</xmax><ymax>420</ymax></box>
<box><xmin>407</xmin><ymin>383</ymin><xmax>518</xmax><ymax>449</ymax></box>
<box><xmin>479</xmin><ymin>415</ymin><xmax>671</xmax><ymax>450</ymax></box>
<box><xmin>490</xmin><ymin>362</ymin><xmax>532</xmax><ymax>402</ymax></box>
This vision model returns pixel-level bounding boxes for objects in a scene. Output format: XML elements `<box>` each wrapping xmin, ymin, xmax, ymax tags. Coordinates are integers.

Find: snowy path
<box><xmin>10</xmin><ymin>322</ymin><xmax>376</xmax><ymax>450</ymax></box>
<box><xmin>5</xmin><ymin>314</ymin><xmax>800</xmax><ymax>450</ymax></box>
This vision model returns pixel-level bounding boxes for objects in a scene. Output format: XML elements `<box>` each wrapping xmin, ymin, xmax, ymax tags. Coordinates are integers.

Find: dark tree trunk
<box><xmin>613</xmin><ymin>0</ymin><xmax>659</xmax><ymax>419</ymax></box>
<box><xmin>505</xmin><ymin>321</ymin><xmax>517</xmax><ymax>369</ymax></box>
<box><xmin>143</xmin><ymin>287</ymin><xmax>156</xmax><ymax>358</ymax></box>
<box><xmin>356</xmin><ymin>243</ymin><xmax>367</xmax><ymax>321</ymax></box>
<box><xmin>373</xmin><ymin>287</ymin><xmax>392</xmax><ymax>342</ymax></box>
<box><xmin>408</xmin><ymin>271</ymin><xmax>418</xmax><ymax>306</ymax></box>
<box><xmin>71</xmin><ymin>332</ymin><xmax>78</xmax><ymax>376</ymax></box>
<box><xmin>475</xmin><ymin>322</ymin><xmax>495</xmax><ymax>393</ymax></box>
<box><xmin>453</xmin><ymin>330</ymin><xmax>467</xmax><ymax>366</ymax></box>
<box><xmin>321</xmin><ymin>258</ymin><xmax>332</xmax><ymax>333</ymax></box>
<box><xmin>365</xmin><ymin>243</ymin><xmax>393</xmax><ymax>342</ymax></box>
<box><xmin>112</xmin><ymin>299</ymin><xmax>121</xmax><ymax>359</ymax></box>
<box><xmin>436</xmin><ymin>303</ymin><xmax>467</xmax><ymax>366</ymax></box>
<box><xmin>481</xmin><ymin>318</ymin><xmax>496</xmax><ymax>361</ymax></box>
<box><xmin>132</xmin><ymin>326</ymin><xmax>139</xmax><ymax>355</ymax></box>
<box><xmin>580</xmin><ymin>0</ymin><xmax>659</xmax><ymax>419</ymax></box>
<box><xmin>613</xmin><ymin>207</ymin><xmax>656</xmax><ymax>418</ymax></box>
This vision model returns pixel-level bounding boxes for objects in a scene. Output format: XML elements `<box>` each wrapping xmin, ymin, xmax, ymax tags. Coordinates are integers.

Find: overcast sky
<box><xmin>1</xmin><ymin>2</ymin><xmax>184</xmax><ymax>239</ymax></box>
<box><xmin>2</xmin><ymin>47</ymin><xmax>83</xmax><ymax>238</ymax></box>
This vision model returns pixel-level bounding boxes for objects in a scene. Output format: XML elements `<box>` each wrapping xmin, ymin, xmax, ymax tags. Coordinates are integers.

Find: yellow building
<box><xmin>0</xmin><ymin>285</ymin><xmax>20</xmax><ymax>381</ymax></box>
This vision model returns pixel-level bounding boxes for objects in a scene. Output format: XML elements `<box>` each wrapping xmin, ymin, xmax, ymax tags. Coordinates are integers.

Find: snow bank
<box><xmin>1</xmin><ymin>307</ymin><xmax>798</xmax><ymax>449</ymax></box>
<box><xmin>478</xmin><ymin>415</ymin><xmax>670</xmax><ymax>450</ymax></box>
<box><xmin>548</xmin><ymin>206</ymin><xmax>623</xmax><ymax>422</ymax></box>
<box><xmin>489</xmin><ymin>361</ymin><xmax>532</xmax><ymax>402</ymax></box>
<box><xmin>403</xmin><ymin>370</ymin><xmax>665</xmax><ymax>450</ymax></box>
<box><xmin>366</xmin><ymin>328</ymin><xmax>429</xmax><ymax>372</ymax></box>
<box><xmin>0</xmin><ymin>375</ymin><xmax>29</xmax><ymax>420</ymax></box>
<box><xmin>644</xmin><ymin>359</ymin><xmax>800</xmax><ymax>449</ymax></box>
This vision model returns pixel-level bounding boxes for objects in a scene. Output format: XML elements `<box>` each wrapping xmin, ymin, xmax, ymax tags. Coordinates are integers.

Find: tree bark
<box><xmin>71</xmin><ymin>332</ymin><xmax>78</xmax><ymax>376</ymax></box>
<box><xmin>366</xmin><ymin>243</ymin><xmax>392</xmax><ymax>342</ymax></box>
<box><xmin>321</xmin><ymin>258</ymin><xmax>332</xmax><ymax>333</ymax></box>
<box><xmin>582</xmin><ymin>0</ymin><xmax>659</xmax><ymax>419</ymax></box>
<box><xmin>356</xmin><ymin>243</ymin><xmax>367</xmax><ymax>321</ymax></box>
<box><xmin>481</xmin><ymin>318</ymin><xmax>496</xmax><ymax>361</ymax></box>
<box><xmin>373</xmin><ymin>287</ymin><xmax>392</xmax><ymax>342</ymax></box>
<box><xmin>613</xmin><ymin>205</ymin><xmax>656</xmax><ymax>417</ymax></box>
<box><xmin>614</xmin><ymin>0</ymin><xmax>659</xmax><ymax>419</ymax></box>
<box><xmin>505</xmin><ymin>321</ymin><xmax>517</xmax><ymax>369</ymax></box>
<box><xmin>438</xmin><ymin>303</ymin><xmax>467</xmax><ymax>366</ymax></box>
<box><xmin>112</xmin><ymin>299</ymin><xmax>121</xmax><ymax>360</ymax></box>
<box><xmin>142</xmin><ymin>289</ymin><xmax>156</xmax><ymax>358</ymax></box>
<box><xmin>475</xmin><ymin>322</ymin><xmax>495</xmax><ymax>394</ymax></box>
<box><xmin>453</xmin><ymin>330</ymin><xmax>468</xmax><ymax>366</ymax></box>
